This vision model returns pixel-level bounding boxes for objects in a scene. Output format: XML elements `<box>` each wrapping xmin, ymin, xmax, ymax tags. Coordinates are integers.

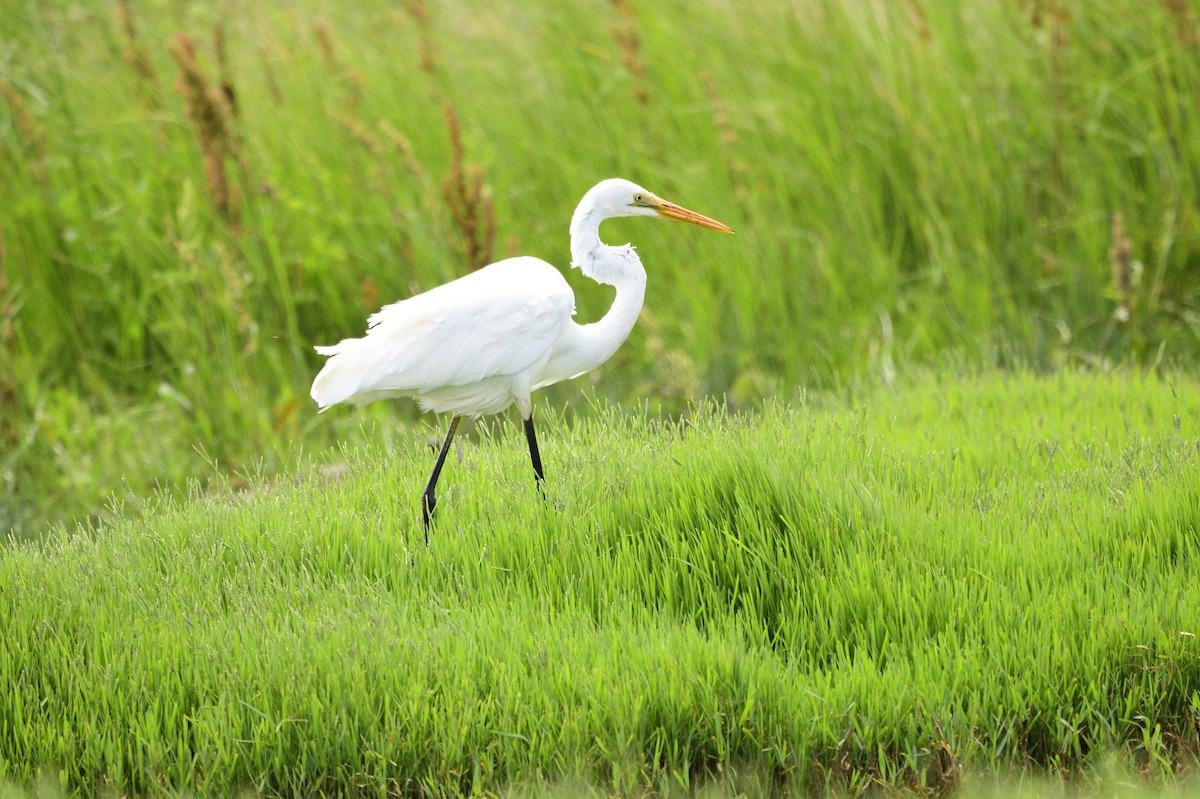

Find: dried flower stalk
<box><xmin>0</xmin><ymin>222</ymin><xmax>15</xmax><ymax>446</ymax></box>
<box><xmin>404</xmin><ymin>0</ymin><xmax>438</xmax><ymax>72</ymax></box>
<box><xmin>0</xmin><ymin>79</ymin><xmax>46</xmax><ymax>181</ymax></box>
<box><xmin>903</xmin><ymin>0</ymin><xmax>931</xmax><ymax>42</ymax></box>
<box><xmin>1162</xmin><ymin>0</ymin><xmax>1198</xmax><ymax>47</ymax></box>
<box><xmin>441</xmin><ymin>102</ymin><xmax>495</xmax><ymax>272</ymax></box>
<box><xmin>168</xmin><ymin>33</ymin><xmax>240</xmax><ymax>223</ymax></box>
<box><xmin>379</xmin><ymin>120</ymin><xmax>427</xmax><ymax>180</ymax></box>
<box><xmin>608</xmin><ymin>0</ymin><xmax>649</xmax><ymax>104</ymax></box>
<box><xmin>1109</xmin><ymin>211</ymin><xmax>1133</xmax><ymax>322</ymax></box>
<box><xmin>115</xmin><ymin>0</ymin><xmax>159</xmax><ymax>99</ymax></box>
<box><xmin>213</xmin><ymin>20</ymin><xmax>238</xmax><ymax>117</ymax></box>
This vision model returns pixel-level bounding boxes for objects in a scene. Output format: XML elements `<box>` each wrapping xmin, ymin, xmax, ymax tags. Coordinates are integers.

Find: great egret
<box><xmin>311</xmin><ymin>178</ymin><xmax>733</xmax><ymax>531</ymax></box>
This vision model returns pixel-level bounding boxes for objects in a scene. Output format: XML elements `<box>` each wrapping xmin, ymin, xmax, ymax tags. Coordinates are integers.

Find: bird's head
<box><xmin>585</xmin><ymin>178</ymin><xmax>735</xmax><ymax>233</ymax></box>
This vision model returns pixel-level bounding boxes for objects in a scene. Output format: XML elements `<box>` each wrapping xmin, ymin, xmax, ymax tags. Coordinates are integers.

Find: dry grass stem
<box><xmin>903</xmin><ymin>0</ymin><xmax>931</xmax><ymax>42</ymax></box>
<box><xmin>215</xmin><ymin>241</ymin><xmax>256</xmax><ymax>356</ymax></box>
<box><xmin>403</xmin><ymin>0</ymin><xmax>438</xmax><ymax>72</ymax></box>
<box><xmin>258</xmin><ymin>44</ymin><xmax>283</xmax><ymax>105</ymax></box>
<box><xmin>0</xmin><ymin>79</ymin><xmax>46</xmax><ymax>181</ymax></box>
<box><xmin>441</xmin><ymin>102</ymin><xmax>495</xmax><ymax>272</ymax></box>
<box><xmin>1025</xmin><ymin>1</ymin><xmax>1071</xmax><ymax>199</ymax></box>
<box><xmin>700</xmin><ymin>70</ymin><xmax>748</xmax><ymax>203</ymax></box>
<box><xmin>1162</xmin><ymin>0</ymin><xmax>1198</xmax><ymax>47</ymax></box>
<box><xmin>313</xmin><ymin>21</ymin><xmax>363</xmax><ymax>109</ymax></box>
<box><xmin>336</xmin><ymin>113</ymin><xmax>384</xmax><ymax>160</ymax></box>
<box><xmin>360</xmin><ymin>275</ymin><xmax>379</xmax><ymax>312</ymax></box>
<box><xmin>115</xmin><ymin>0</ymin><xmax>159</xmax><ymax>100</ymax></box>
<box><xmin>214</xmin><ymin>21</ymin><xmax>238</xmax><ymax>117</ymax></box>
<box><xmin>700</xmin><ymin>70</ymin><xmax>736</xmax><ymax>148</ymax></box>
<box><xmin>608</xmin><ymin>0</ymin><xmax>649</xmax><ymax>104</ymax></box>
<box><xmin>168</xmin><ymin>33</ymin><xmax>240</xmax><ymax>224</ymax></box>
<box><xmin>1109</xmin><ymin>211</ymin><xmax>1133</xmax><ymax>322</ymax></box>
<box><xmin>0</xmin><ymin>223</ymin><xmax>16</xmax><ymax>447</ymax></box>
<box><xmin>0</xmin><ymin>225</ymin><xmax>9</xmax><ymax>347</ymax></box>
<box><xmin>378</xmin><ymin>121</ymin><xmax>427</xmax><ymax>180</ymax></box>
<box><xmin>313</xmin><ymin>21</ymin><xmax>337</xmax><ymax>69</ymax></box>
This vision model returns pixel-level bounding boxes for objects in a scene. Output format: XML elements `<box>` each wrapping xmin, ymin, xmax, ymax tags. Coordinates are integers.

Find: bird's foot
<box><xmin>421</xmin><ymin>491</ymin><xmax>437</xmax><ymax>541</ymax></box>
<box><xmin>532</xmin><ymin>476</ymin><xmax>564</xmax><ymax>511</ymax></box>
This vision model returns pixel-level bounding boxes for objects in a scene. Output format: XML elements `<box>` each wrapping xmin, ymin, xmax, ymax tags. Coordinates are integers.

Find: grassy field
<box><xmin>2</xmin><ymin>371</ymin><xmax>1199</xmax><ymax>796</ymax></box>
<box><xmin>3</xmin><ymin>0</ymin><xmax>1200</xmax><ymax>536</ymax></box>
<box><xmin>3</xmin><ymin>0</ymin><xmax>1200</xmax><ymax>794</ymax></box>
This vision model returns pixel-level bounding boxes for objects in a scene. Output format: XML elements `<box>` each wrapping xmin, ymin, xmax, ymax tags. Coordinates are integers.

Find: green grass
<box><xmin>3</xmin><ymin>3</ymin><xmax>1200</xmax><ymax>792</ymax></box>
<box><xmin>3</xmin><ymin>0</ymin><xmax>1200</xmax><ymax>536</ymax></box>
<box><xmin>3</xmin><ymin>371</ymin><xmax>1198</xmax><ymax>796</ymax></box>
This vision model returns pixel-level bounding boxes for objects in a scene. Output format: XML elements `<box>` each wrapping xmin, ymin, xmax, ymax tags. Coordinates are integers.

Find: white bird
<box><xmin>311</xmin><ymin>178</ymin><xmax>733</xmax><ymax>531</ymax></box>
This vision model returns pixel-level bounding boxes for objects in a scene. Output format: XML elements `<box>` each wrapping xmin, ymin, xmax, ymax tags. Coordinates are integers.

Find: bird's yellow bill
<box><xmin>652</xmin><ymin>198</ymin><xmax>735</xmax><ymax>233</ymax></box>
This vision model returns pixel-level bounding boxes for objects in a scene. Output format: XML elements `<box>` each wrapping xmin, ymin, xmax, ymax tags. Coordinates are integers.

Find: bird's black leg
<box><xmin>422</xmin><ymin>415</ymin><xmax>462</xmax><ymax>539</ymax></box>
<box><xmin>523</xmin><ymin>414</ymin><xmax>545</xmax><ymax>485</ymax></box>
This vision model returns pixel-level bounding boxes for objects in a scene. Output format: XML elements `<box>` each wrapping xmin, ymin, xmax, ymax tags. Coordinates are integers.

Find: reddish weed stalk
<box><xmin>114</xmin><ymin>0</ymin><xmax>159</xmax><ymax>102</ymax></box>
<box><xmin>168</xmin><ymin>33</ymin><xmax>241</xmax><ymax>224</ymax></box>
<box><xmin>404</xmin><ymin>0</ymin><xmax>438</xmax><ymax>73</ymax></box>
<box><xmin>0</xmin><ymin>222</ymin><xmax>15</xmax><ymax>446</ymax></box>
<box><xmin>441</xmin><ymin>102</ymin><xmax>495</xmax><ymax>272</ymax></box>
<box><xmin>213</xmin><ymin>21</ymin><xmax>238</xmax><ymax>117</ymax></box>
<box><xmin>0</xmin><ymin>79</ymin><xmax>46</xmax><ymax>182</ymax></box>
<box><xmin>1161</xmin><ymin>0</ymin><xmax>1198</xmax><ymax>48</ymax></box>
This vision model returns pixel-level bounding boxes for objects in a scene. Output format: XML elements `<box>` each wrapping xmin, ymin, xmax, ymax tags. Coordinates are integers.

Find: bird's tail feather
<box><xmin>311</xmin><ymin>337</ymin><xmax>414</xmax><ymax>410</ymax></box>
<box><xmin>310</xmin><ymin>340</ymin><xmax>363</xmax><ymax>410</ymax></box>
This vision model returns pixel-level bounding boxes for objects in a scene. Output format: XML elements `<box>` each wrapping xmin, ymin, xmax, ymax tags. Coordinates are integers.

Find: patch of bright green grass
<box><xmin>2</xmin><ymin>371</ymin><xmax>1198</xmax><ymax>796</ymax></box>
<box><xmin>3</xmin><ymin>0</ymin><xmax>1200</xmax><ymax>536</ymax></box>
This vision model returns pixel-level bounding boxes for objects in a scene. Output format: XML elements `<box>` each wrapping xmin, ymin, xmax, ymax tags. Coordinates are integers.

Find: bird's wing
<box><xmin>311</xmin><ymin>258</ymin><xmax>575</xmax><ymax>408</ymax></box>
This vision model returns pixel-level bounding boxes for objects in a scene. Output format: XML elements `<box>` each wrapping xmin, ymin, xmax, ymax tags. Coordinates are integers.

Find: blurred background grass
<box><xmin>2</xmin><ymin>0</ymin><xmax>1199</xmax><ymax>537</ymax></box>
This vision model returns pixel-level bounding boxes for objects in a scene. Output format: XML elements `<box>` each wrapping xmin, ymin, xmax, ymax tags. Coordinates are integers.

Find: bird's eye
<box><xmin>633</xmin><ymin>193</ymin><xmax>644</xmax><ymax>203</ymax></box>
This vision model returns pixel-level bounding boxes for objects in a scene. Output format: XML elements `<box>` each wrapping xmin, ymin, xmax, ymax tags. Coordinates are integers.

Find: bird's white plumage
<box><xmin>311</xmin><ymin>178</ymin><xmax>732</xmax><ymax>423</ymax></box>
<box><xmin>311</xmin><ymin>178</ymin><xmax>733</xmax><ymax>527</ymax></box>
<box><xmin>311</xmin><ymin>257</ymin><xmax>574</xmax><ymax>416</ymax></box>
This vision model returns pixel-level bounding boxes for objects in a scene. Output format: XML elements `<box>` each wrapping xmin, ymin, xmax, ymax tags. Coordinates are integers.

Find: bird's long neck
<box><xmin>571</xmin><ymin>262</ymin><xmax>646</xmax><ymax>369</ymax></box>
<box><xmin>550</xmin><ymin>202</ymin><xmax>648</xmax><ymax>377</ymax></box>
